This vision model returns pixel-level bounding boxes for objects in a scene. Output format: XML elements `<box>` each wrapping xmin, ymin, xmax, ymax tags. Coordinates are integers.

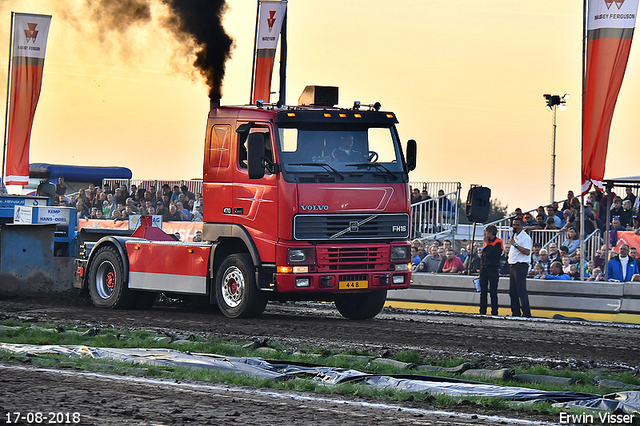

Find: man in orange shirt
<box><xmin>479</xmin><ymin>224</ymin><xmax>503</xmax><ymax>316</ymax></box>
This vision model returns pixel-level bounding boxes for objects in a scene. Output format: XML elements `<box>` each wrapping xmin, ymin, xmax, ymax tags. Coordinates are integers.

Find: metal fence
<box><xmin>409</xmin><ymin>182</ymin><xmax>461</xmax><ymax>241</ymax></box>
<box><xmin>102</xmin><ymin>179</ymin><xmax>203</xmax><ymax>196</ymax></box>
<box><xmin>483</xmin><ymin>204</ymin><xmax>561</xmax><ymax>246</ymax></box>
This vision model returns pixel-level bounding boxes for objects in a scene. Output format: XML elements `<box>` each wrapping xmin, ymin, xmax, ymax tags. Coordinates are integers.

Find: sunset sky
<box><xmin>1</xmin><ymin>0</ymin><xmax>639</xmax><ymax>211</ymax></box>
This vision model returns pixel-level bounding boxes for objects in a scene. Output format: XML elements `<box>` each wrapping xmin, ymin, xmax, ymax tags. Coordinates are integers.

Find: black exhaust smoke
<box><xmin>86</xmin><ymin>0</ymin><xmax>234</xmax><ymax>101</ymax></box>
<box><xmin>162</xmin><ymin>0</ymin><xmax>234</xmax><ymax>101</ymax></box>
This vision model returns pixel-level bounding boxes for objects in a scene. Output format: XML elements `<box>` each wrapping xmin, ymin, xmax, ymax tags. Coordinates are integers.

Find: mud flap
<box><xmin>257</xmin><ymin>267</ymin><xmax>275</xmax><ymax>291</ymax></box>
<box><xmin>73</xmin><ymin>258</ymin><xmax>88</xmax><ymax>290</ymax></box>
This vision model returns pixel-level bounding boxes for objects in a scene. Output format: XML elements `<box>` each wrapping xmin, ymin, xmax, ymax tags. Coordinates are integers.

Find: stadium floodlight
<box><xmin>543</xmin><ymin>93</ymin><xmax>568</xmax><ymax>203</ymax></box>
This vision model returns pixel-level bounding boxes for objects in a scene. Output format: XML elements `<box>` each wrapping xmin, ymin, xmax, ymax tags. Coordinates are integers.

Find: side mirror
<box><xmin>406</xmin><ymin>139</ymin><xmax>417</xmax><ymax>172</ymax></box>
<box><xmin>247</xmin><ymin>133</ymin><xmax>265</xmax><ymax>179</ymax></box>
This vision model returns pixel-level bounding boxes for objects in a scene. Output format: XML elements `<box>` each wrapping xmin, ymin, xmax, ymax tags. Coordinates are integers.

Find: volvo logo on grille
<box><xmin>330</xmin><ymin>214</ymin><xmax>379</xmax><ymax>239</ymax></box>
<box><xmin>301</xmin><ymin>205</ymin><xmax>329</xmax><ymax>211</ymax></box>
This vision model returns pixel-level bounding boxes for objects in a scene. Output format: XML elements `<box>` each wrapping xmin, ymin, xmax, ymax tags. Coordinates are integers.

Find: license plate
<box><xmin>338</xmin><ymin>280</ymin><xmax>369</xmax><ymax>290</ymax></box>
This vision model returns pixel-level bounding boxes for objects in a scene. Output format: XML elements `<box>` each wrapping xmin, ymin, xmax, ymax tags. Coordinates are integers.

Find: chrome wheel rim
<box><xmin>96</xmin><ymin>261</ymin><xmax>116</xmax><ymax>299</ymax></box>
<box><xmin>222</xmin><ymin>266</ymin><xmax>245</xmax><ymax>308</ymax></box>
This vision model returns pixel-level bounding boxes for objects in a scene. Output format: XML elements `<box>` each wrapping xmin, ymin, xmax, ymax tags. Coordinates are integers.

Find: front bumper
<box><xmin>274</xmin><ymin>270</ymin><xmax>411</xmax><ymax>293</ymax></box>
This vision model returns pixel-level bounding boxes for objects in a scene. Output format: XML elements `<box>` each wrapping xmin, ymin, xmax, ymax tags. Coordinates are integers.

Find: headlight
<box><xmin>295</xmin><ymin>278</ymin><xmax>310</xmax><ymax>287</ymax></box>
<box><xmin>289</xmin><ymin>249</ymin><xmax>307</xmax><ymax>262</ymax></box>
<box><xmin>392</xmin><ymin>275</ymin><xmax>405</xmax><ymax>284</ymax></box>
<box><xmin>390</xmin><ymin>245</ymin><xmax>410</xmax><ymax>261</ymax></box>
<box><xmin>287</xmin><ymin>247</ymin><xmax>316</xmax><ymax>264</ymax></box>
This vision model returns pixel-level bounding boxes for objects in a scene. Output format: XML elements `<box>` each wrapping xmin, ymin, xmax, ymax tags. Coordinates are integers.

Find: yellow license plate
<box><xmin>338</xmin><ymin>280</ymin><xmax>369</xmax><ymax>290</ymax></box>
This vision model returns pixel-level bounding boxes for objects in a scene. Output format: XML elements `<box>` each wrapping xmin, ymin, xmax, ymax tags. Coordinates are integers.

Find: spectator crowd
<box><xmin>41</xmin><ymin>178</ymin><xmax>204</xmax><ymax>225</ymax></box>
<box><xmin>411</xmin><ymin>185</ymin><xmax>640</xmax><ymax>283</ymax></box>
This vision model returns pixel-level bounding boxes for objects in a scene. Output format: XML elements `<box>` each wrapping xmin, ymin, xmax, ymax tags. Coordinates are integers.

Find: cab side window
<box><xmin>208</xmin><ymin>125</ymin><xmax>231</xmax><ymax>171</ymax></box>
<box><xmin>237</xmin><ymin>124</ymin><xmax>272</xmax><ymax>171</ymax></box>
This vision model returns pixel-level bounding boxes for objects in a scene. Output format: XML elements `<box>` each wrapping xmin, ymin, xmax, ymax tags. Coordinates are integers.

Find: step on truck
<box><xmin>74</xmin><ymin>86</ymin><xmax>417</xmax><ymax>319</ymax></box>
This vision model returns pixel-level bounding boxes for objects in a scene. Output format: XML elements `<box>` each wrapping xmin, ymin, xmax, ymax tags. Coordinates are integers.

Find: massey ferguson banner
<box><xmin>251</xmin><ymin>0</ymin><xmax>287</xmax><ymax>104</ymax></box>
<box><xmin>4</xmin><ymin>13</ymin><xmax>51</xmax><ymax>186</ymax></box>
<box><xmin>582</xmin><ymin>0</ymin><xmax>638</xmax><ymax>195</ymax></box>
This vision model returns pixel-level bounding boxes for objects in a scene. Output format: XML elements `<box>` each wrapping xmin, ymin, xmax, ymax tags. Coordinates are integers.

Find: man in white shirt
<box><xmin>508</xmin><ymin>217</ymin><xmax>532</xmax><ymax>318</ymax></box>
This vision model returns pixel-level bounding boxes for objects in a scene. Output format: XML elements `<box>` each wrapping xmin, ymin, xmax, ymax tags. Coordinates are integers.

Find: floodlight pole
<box><xmin>543</xmin><ymin>94</ymin><xmax>568</xmax><ymax>203</ymax></box>
<box><xmin>551</xmin><ymin>104</ymin><xmax>557</xmax><ymax>203</ymax></box>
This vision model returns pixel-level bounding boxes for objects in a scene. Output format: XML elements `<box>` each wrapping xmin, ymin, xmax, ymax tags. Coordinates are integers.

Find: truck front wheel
<box><xmin>334</xmin><ymin>290</ymin><xmax>387</xmax><ymax>320</ymax></box>
<box><xmin>215</xmin><ymin>254</ymin><xmax>267</xmax><ymax>318</ymax></box>
<box><xmin>88</xmin><ymin>246</ymin><xmax>134</xmax><ymax>309</ymax></box>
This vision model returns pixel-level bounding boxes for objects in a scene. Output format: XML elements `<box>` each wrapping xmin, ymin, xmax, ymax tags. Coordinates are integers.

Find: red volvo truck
<box><xmin>74</xmin><ymin>86</ymin><xmax>417</xmax><ymax>319</ymax></box>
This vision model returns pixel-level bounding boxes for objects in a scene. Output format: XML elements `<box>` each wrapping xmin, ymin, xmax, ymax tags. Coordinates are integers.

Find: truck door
<box><xmin>234</xmin><ymin>123</ymin><xmax>278</xmax><ymax>262</ymax></box>
<box><xmin>203</xmin><ymin>123</ymin><xmax>234</xmax><ymax>225</ymax></box>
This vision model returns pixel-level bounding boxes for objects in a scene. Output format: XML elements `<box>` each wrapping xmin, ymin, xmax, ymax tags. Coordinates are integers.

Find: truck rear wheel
<box><xmin>88</xmin><ymin>246</ymin><xmax>134</xmax><ymax>309</ymax></box>
<box><xmin>334</xmin><ymin>290</ymin><xmax>387</xmax><ymax>320</ymax></box>
<box><xmin>215</xmin><ymin>254</ymin><xmax>267</xmax><ymax>318</ymax></box>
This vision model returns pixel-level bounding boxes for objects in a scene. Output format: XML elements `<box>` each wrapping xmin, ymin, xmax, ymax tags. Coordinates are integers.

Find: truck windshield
<box><xmin>276</xmin><ymin>126</ymin><xmax>405</xmax><ymax>182</ymax></box>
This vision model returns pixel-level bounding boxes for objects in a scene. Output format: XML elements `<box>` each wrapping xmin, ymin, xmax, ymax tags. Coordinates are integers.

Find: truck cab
<box><xmin>203</xmin><ymin>87</ymin><xmax>417</xmax><ymax>318</ymax></box>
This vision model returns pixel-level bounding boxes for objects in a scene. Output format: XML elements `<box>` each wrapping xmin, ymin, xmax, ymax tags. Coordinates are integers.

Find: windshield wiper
<box><xmin>345</xmin><ymin>162</ymin><xmax>398</xmax><ymax>180</ymax></box>
<box><xmin>288</xmin><ymin>163</ymin><xmax>345</xmax><ymax>180</ymax></box>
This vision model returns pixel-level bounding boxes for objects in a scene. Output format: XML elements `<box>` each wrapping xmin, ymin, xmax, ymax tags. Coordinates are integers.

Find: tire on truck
<box><xmin>334</xmin><ymin>290</ymin><xmax>387</xmax><ymax>320</ymax></box>
<box><xmin>215</xmin><ymin>253</ymin><xmax>267</xmax><ymax>319</ymax></box>
<box><xmin>88</xmin><ymin>245</ymin><xmax>135</xmax><ymax>309</ymax></box>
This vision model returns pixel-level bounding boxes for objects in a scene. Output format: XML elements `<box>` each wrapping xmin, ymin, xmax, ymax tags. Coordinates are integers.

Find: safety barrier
<box><xmin>386</xmin><ymin>273</ymin><xmax>640</xmax><ymax>324</ymax></box>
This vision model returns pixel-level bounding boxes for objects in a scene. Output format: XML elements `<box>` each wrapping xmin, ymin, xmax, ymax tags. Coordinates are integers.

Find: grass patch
<box><xmin>395</xmin><ymin>349</ymin><xmax>422</xmax><ymax>364</ymax></box>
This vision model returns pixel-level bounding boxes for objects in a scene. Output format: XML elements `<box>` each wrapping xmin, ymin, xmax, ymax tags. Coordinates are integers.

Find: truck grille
<box><xmin>316</xmin><ymin>246</ymin><xmax>389</xmax><ymax>271</ymax></box>
<box><xmin>293</xmin><ymin>213</ymin><xmax>409</xmax><ymax>241</ymax></box>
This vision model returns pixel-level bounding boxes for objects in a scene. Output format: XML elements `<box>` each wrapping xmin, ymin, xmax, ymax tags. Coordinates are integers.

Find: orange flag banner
<box><xmin>4</xmin><ymin>13</ymin><xmax>51</xmax><ymax>186</ymax></box>
<box><xmin>251</xmin><ymin>1</ymin><xmax>287</xmax><ymax>104</ymax></box>
<box><xmin>582</xmin><ymin>0</ymin><xmax>638</xmax><ymax>195</ymax></box>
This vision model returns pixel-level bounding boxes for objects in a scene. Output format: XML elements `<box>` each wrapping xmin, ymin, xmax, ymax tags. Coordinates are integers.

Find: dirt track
<box><xmin>1</xmin><ymin>363</ymin><xmax>538</xmax><ymax>426</ymax></box>
<box><xmin>1</xmin><ymin>296</ymin><xmax>639</xmax><ymax>425</ymax></box>
<box><xmin>2</xmin><ymin>297</ymin><xmax>636</xmax><ymax>369</ymax></box>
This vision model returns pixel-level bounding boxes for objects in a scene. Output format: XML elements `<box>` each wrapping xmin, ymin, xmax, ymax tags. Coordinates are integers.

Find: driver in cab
<box><xmin>331</xmin><ymin>134</ymin><xmax>362</xmax><ymax>161</ymax></box>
